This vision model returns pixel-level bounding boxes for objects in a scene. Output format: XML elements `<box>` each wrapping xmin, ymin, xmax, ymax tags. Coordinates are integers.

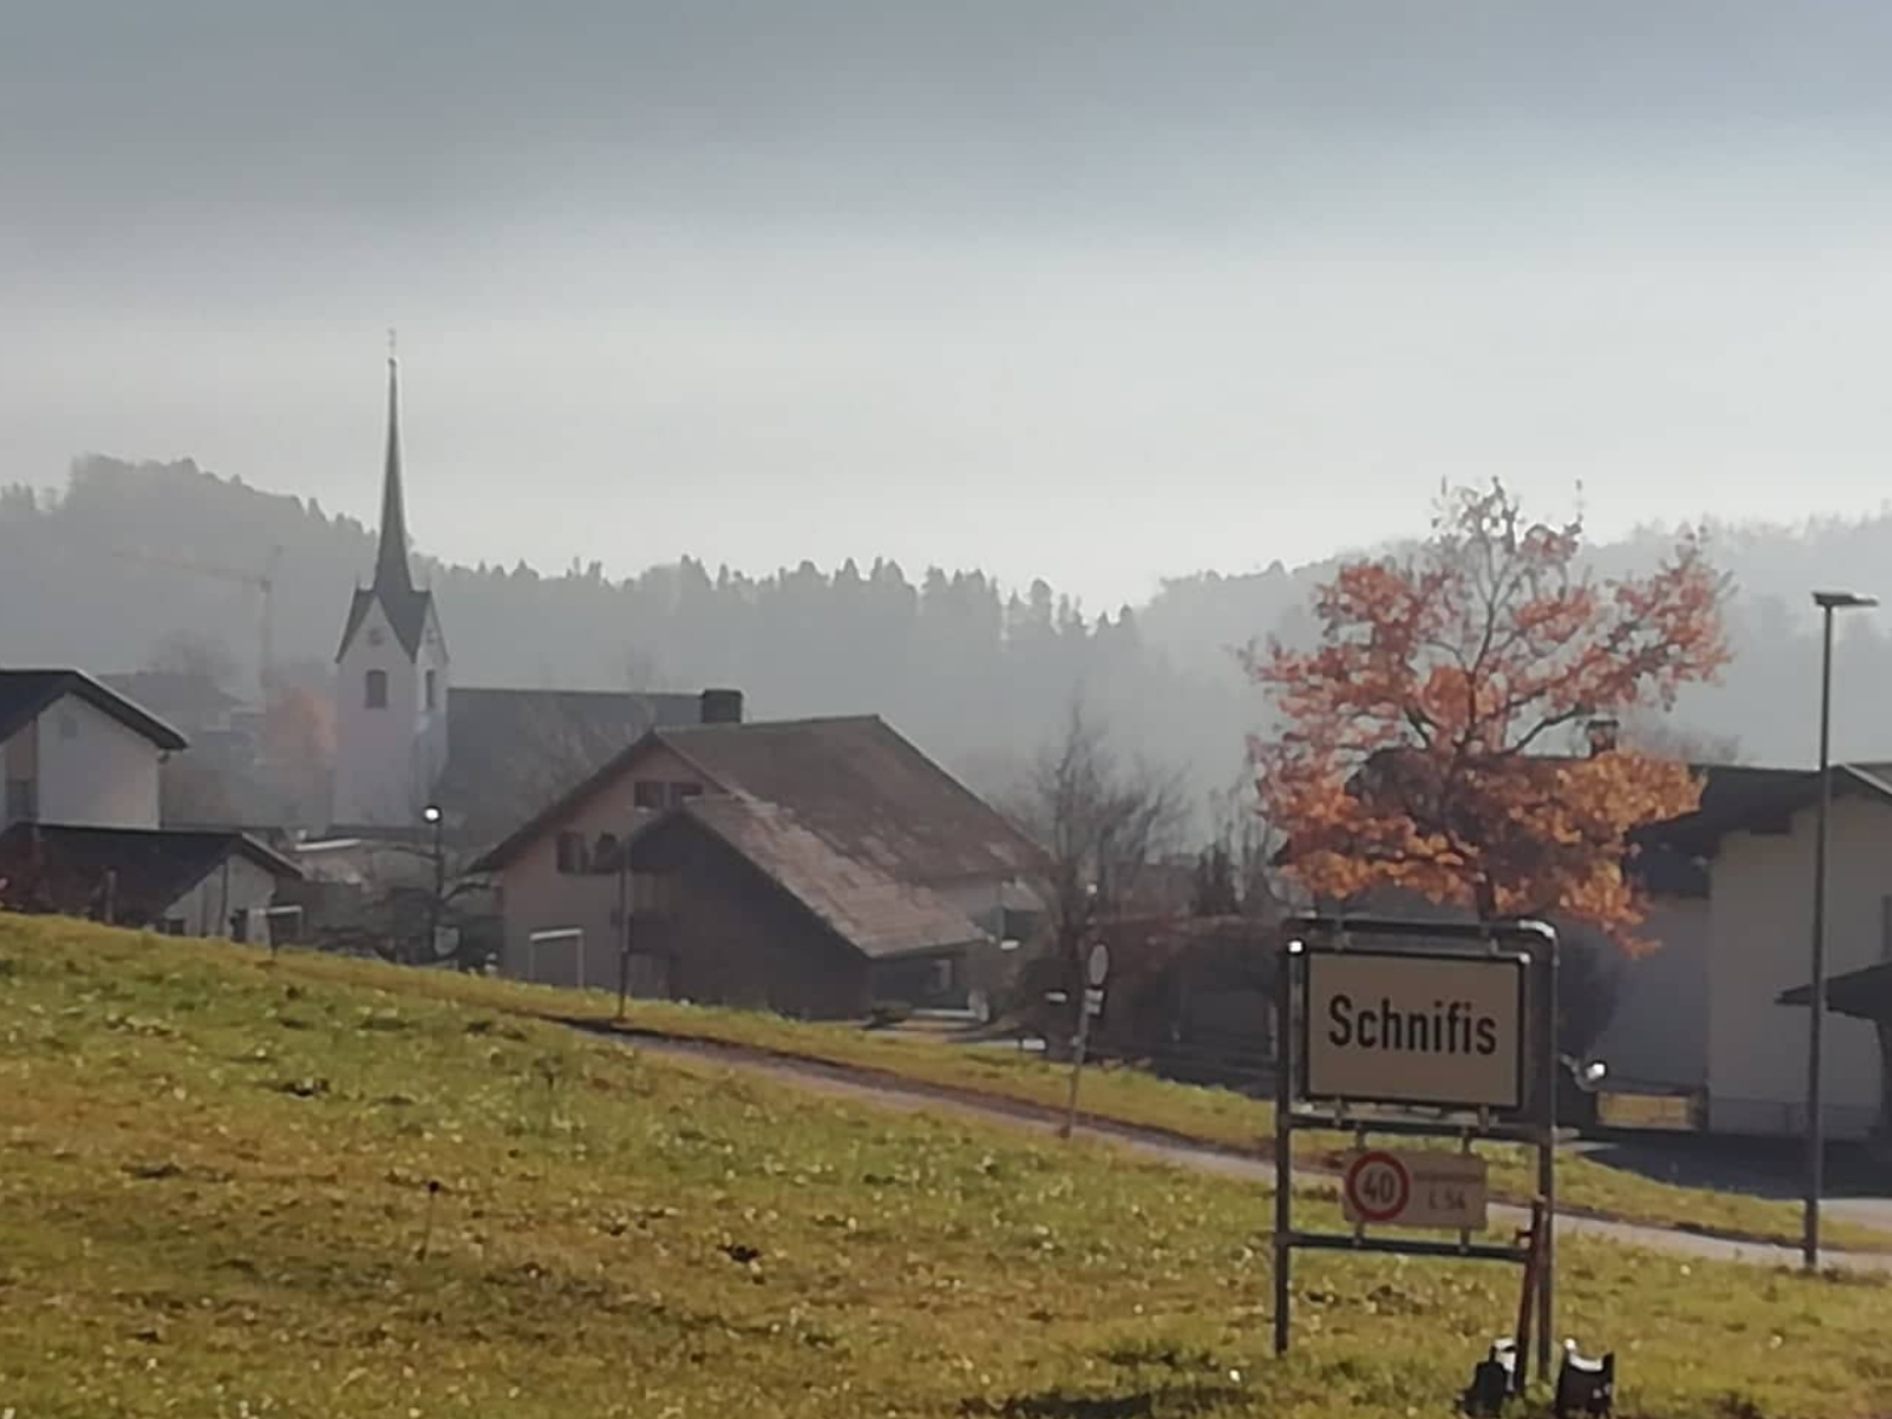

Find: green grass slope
<box><xmin>593</xmin><ymin>1002</ymin><xmax>1892</xmax><ymax>1253</ymax></box>
<box><xmin>180</xmin><ymin>938</ymin><xmax>1886</xmax><ymax>1253</ymax></box>
<box><xmin>2</xmin><ymin>915</ymin><xmax>1889</xmax><ymax>1418</ymax></box>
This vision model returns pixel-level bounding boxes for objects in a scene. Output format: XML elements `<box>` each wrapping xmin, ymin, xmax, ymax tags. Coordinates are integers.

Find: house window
<box><xmin>58</xmin><ymin>713</ymin><xmax>78</xmax><ymax>741</ymax></box>
<box><xmin>365</xmin><ymin>669</ymin><xmax>389</xmax><ymax>709</ymax></box>
<box><xmin>555</xmin><ymin>831</ymin><xmax>586</xmax><ymax>875</ymax></box>
<box><xmin>633</xmin><ymin>781</ymin><xmax>666</xmax><ymax>811</ymax></box>
<box><xmin>670</xmin><ymin>782</ymin><xmax>703</xmax><ymax>807</ymax></box>
<box><xmin>4</xmin><ymin>777</ymin><xmax>36</xmax><ymax>822</ymax></box>
<box><xmin>425</xmin><ymin>670</ymin><xmax>437</xmax><ymax>711</ymax></box>
<box><xmin>594</xmin><ymin>832</ymin><xmax>621</xmax><ymax>873</ymax></box>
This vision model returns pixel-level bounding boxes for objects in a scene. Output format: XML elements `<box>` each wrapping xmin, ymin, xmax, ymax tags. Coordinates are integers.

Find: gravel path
<box><xmin>590</xmin><ymin>1026</ymin><xmax>1892</xmax><ymax>1274</ymax></box>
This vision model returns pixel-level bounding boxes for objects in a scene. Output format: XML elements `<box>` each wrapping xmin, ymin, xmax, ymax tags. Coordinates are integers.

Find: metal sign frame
<box><xmin>1272</xmin><ymin>914</ymin><xmax>1560</xmax><ymax>1385</ymax></box>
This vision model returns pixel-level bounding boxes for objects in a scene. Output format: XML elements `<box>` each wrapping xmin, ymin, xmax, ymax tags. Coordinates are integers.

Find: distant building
<box><xmin>1624</xmin><ymin>762</ymin><xmax>1892</xmax><ymax>1140</ymax></box>
<box><xmin>0</xmin><ymin>821</ymin><xmax>300</xmax><ymax>940</ymax></box>
<box><xmin>1335</xmin><ymin>756</ymin><xmax>1892</xmax><ymax>1142</ymax></box>
<box><xmin>470</xmin><ymin>714</ymin><xmax>1043</xmax><ymax>1014</ymax></box>
<box><xmin>328</xmin><ymin>358</ymin><xmax>738</xmax><ymax>846</ymax></box>
<box><xmin>0</xmin><ymin>669</ymin><xmax>187</xmax><ymax>830</ymax></box>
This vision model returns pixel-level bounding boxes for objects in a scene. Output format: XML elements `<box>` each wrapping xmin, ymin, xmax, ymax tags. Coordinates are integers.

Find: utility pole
<box><xmin>423</xmin><ymin>804</ymin><xmax>444</xmax><ymax>963</ymax></box>
<box><xmin>1805</xmin><ymin>589</ymin><xmax>1877</xmax><ymax>1269</ymax></box>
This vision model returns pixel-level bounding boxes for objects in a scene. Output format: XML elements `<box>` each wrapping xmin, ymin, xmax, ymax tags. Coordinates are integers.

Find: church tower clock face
<box><xmin>368</xmin><ymin>628</ymin><xmax>386</xmax><ymax>647</ymax></box>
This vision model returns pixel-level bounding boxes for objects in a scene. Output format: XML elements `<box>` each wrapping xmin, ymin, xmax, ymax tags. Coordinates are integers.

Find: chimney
<box><xmin>1585</xmin><ymin>717</ymin><xmax>1620</xmax><ymax>757</ymax></box>
<box><xmin>699</xmin><ymin>688</ymin><xmax>744</xmax><ymax>726</ymax></box>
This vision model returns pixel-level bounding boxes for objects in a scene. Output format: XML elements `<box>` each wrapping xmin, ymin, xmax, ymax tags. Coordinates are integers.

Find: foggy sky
<box><xmin>7</xmin><ymin>3</ymin><xmax>1892</xmax><ymax>607</ymax></box>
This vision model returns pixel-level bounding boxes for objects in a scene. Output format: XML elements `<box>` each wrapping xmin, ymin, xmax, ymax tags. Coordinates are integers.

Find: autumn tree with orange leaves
<box><xmin>1251</xmin><ymin>481</ymin><xmax>1729</xmax><ymax>951</ymax></box>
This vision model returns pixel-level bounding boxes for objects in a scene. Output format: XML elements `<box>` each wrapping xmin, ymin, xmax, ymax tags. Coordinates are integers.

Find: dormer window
<box><xmin>365</xmin><ymin>669</ymin><xmax>388</xmax><ymax>709</ymax></box>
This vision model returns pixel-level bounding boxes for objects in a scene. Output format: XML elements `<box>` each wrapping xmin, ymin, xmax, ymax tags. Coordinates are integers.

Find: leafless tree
<box><xmin>1008</xmin><ymin>703</ymin><xmax>1188</xmax><ymax>980</ymax></box>
<box><xmin>1195</xmin><ymin>772</ymin><xmax>1294</xmax><ymax>920</ymax></box>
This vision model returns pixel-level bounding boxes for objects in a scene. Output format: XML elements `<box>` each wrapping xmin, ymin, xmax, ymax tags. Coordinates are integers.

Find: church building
<box><xmin>330</xmin><ymin>357</ymin><xmax>739</xmax><ymax>845</ymax></box>
<box><xmin>331</xmin><ymin>358</ymin><xmax>450</xmax><ymax>828</ymax></box>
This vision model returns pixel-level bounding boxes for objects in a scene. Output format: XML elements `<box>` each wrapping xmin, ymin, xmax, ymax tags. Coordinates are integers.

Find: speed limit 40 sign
<box><xmin>1341</xmin><ymin>1149</ymin><xmax>1488</xmax><ymax>1230</ymax></box>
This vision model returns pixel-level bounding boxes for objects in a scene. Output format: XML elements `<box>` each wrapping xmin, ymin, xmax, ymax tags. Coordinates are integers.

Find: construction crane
<box><xmin>107</xmin><ymin>544</ymin><xmax>283</xmax><ymax>705</ymax></box>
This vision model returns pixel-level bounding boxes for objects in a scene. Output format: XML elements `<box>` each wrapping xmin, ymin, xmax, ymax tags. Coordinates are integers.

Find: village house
<box><xmin>0</xmin><ymin>822</ymin><xmax>301</xmax><ymax>940</ymax></box>
<box><xmin>1615</xmin><ymin>762</ymin><xmax>1892</xmax><ymax>1140</ymax></box>
<box><xmin>469</xmin><ymin>715</ymin><xmax>1043</xmax><ymax>1016</ymax></box>
<box><xmin>0</xmin><ymin>669</ymin><xmax>305</xmax><ymax>941</ymax></box>
<box><xmin>1344</xmin><ymin>755</ymin><xmax>1892</xmax><ymax>1142</ymax></box>
<box><xmin>0</xmin><ymin>669</ymin><xmax>187</xmax><ymax>830</ymax></box>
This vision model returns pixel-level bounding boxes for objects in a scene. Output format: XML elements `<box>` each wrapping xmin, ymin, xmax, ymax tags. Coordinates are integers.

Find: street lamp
<box><xmin>422</xmin><ymin>804</ymin><xmax>445</xmax><ymax>964</ymax></box>
<box><xmin>1805</xmin><ymin>589</ymin><xmax>1877</xmax><ymax>1270</ymax></box>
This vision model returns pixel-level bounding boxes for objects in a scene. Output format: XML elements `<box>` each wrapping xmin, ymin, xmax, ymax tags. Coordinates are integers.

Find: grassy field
<box><xmin>70</xmin><ymin>931</ymin><xmax>1890</xmax><ymax>1253</ymax></box>
<box><xmin>533</xmin><ymin>987</ymin><xmax>1892</xmax><ymax>1253</ymax></box>
<box><xmin>4</xmin><ymin>914</ymin><xmax>1892</xmax><ymax>1417</ymax></box>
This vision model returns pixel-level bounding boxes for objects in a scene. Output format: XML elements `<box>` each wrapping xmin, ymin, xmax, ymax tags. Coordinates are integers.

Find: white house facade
<box><xmin>0</xmin><ymin>671</ymin><xmax>186</xmax><ymax>831</ymax></box>
<box><xmin>1598</xmin><ymin>763</ymin><xmax>1892</xmax><ymax>1140</ymax></box>
<box><xmin>1700</xmin><ymin>785</ymin><xmax>1892</xmax><ymax>1138</ymax></box>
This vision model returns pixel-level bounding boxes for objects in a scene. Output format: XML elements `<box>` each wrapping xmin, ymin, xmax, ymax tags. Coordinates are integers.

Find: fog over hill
<box><xmin>1</xmin><ymin>457</ymin><xmax>1884</xmax><ymax>813</ymax></box>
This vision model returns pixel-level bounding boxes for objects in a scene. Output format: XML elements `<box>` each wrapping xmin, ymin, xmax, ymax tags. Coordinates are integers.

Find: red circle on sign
<box><xmin>1343</xmin><ymin>1150</ymin><xmax>1411</xmax><ymax>1223</ymax></box>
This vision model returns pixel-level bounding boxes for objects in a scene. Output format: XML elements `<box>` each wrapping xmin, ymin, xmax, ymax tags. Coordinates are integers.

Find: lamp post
<box><xmin>1806</xmin><ymin>590</ymin><xmax>1877</xmax><ymax>1270</ymax></box>
<box><xmin>422</xmin><ymin>804</ymin><xmax>444</xmax><ymax>964</ymax></box>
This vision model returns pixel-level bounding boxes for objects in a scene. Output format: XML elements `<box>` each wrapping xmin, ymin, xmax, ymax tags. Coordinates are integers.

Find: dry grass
<box><xmin>4</xmin><ymin>915</ymin><xmax>1892</xmax><ymax>1416</ymax></box>
<box><xmin>542</xmin><ymin>989</ymin><xmax>1892</xmax><ymax>1253</ymax></box>
<box><xmin>117</xmin><ymin>939</ymin><xmax>1891</xmax><ymax>1253</ymax></box>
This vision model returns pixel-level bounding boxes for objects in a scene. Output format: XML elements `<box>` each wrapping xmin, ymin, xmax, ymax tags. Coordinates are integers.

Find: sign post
<box><xmin>1058</xmin><ymin>942</ymin><xmax>1110</xmax><ymax>1140</ymax></box>
<box><xmin>1273</xmin><ymin>916</ymin><xmax>1558</xmax><ymax>1386</ymax></box>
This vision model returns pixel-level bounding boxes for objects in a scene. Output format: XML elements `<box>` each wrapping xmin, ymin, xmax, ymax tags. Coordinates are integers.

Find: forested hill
<box><xmin>2</xmin><ymin>456</ymin><xmax>1889</xmax><ymax>809</ymax></box>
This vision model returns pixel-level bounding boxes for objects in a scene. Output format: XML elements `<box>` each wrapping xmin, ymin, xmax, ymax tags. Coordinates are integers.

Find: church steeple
<box><xmin>374</xmin><ymin>352</ymin><xmax>415</xmax><ymax>598</ymax></box>
<box><xmin>331</xmin><ymin>343</ymin><xmax>451</xmax><ymax>830</ymax></box>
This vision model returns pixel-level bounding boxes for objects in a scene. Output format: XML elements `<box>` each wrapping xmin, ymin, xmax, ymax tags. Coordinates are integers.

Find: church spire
<box><xmin>375</xmin><ymin>345</ymin><xmax>415</xmax><ymax>597</ymax></box>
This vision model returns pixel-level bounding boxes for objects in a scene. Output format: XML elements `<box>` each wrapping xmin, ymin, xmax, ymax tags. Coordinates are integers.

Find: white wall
<box><xmin>35</xmin><ymin>694</ymin><xmax>162</xmax><ymax>828</ymax></box>
<box><xmin>163</xmin><ymin>854</ymin><xmax>281</xmax><ymax>938</ymax></box>
<box><xmin>418</xmin><ymin>604</ymin><xmax>450</xmax><ymax>805</ymax></box>
<box><xmin>332</xmin><ymin>597</ymin><xmax>448</xmax><ymax>828</ymax></box>
<box><xmin>1707</xmin><ymin>794</ymin><xmax>1889</xmax><ymax>1139</ymax></box>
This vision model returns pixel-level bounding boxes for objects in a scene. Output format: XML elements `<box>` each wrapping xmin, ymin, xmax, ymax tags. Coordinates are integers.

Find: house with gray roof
<box><xmin>470</xmin><ymin>715</ymin><xmax>1043</xmax><ymax>1016</ymax></box>
<box><xmin>0</xmin><ymin>668</ymin><xmax>187</xmax><ymax>831</ymax></box>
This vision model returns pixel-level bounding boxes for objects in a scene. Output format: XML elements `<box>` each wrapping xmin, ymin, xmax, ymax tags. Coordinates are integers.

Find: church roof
<box><xmin>336</xmin><ymin>584</ymin><xmax>436</xmax><ymax>661</ymax></box>
<box><xmin>336</xmin><ymin>356</ymin><xmax>436</xmax><ymax>661</ymax></box>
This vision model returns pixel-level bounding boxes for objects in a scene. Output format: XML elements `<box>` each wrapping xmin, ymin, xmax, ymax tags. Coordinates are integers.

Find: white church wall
<box><xmin>333</xmin><ymin>599</ymin><xmax>426</xmax><ymax>827</ymax></box>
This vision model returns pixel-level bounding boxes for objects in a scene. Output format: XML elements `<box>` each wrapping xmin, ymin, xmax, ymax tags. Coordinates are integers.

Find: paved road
<box><xmin>596</xmin><ymin>1027</ymin><xmax>1892</xmax><ymax>1274</ymax></box>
